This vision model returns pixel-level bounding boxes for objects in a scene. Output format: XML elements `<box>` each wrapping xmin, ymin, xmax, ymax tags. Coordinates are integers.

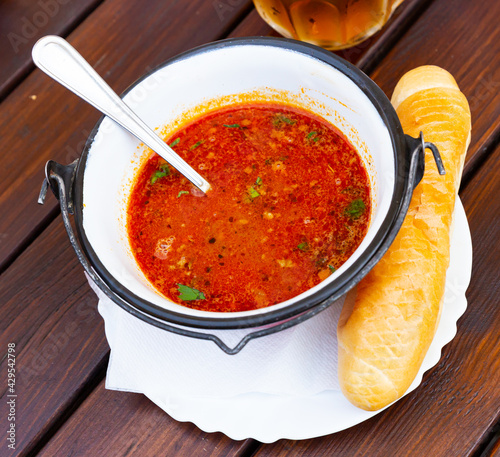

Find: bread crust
<box><xmin>337</xmin><ymin>66</ymin><xmax>471</xmax><ymax>411</ymax></box>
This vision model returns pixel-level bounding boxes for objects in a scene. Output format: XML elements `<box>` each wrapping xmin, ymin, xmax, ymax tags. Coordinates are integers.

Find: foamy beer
<box><xmin>253</xmin><ymin>0</ymin><xmax>404</xmax><ymax>50</ymax></box>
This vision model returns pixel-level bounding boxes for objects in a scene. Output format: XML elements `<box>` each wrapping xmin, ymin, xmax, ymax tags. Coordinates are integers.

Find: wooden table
<box><xmin>1</xmin><ymin>1</ymin><xmax>499</xmax><ymax>455</ymax></box>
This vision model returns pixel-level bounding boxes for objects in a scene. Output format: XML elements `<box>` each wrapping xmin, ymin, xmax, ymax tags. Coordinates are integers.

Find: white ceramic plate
<box><xmin>149</xmin><ymin>198</ymin><xmax>472</xmax><ymax>443</ymax></box>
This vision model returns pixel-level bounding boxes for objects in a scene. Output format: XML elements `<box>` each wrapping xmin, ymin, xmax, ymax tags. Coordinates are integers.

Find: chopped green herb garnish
<box><xmin>177</xmin><ymin>284</ymin><xmax>205</xmax><ymax>301</ymax></box>
<box><xmin>150</xmin><ymin>162</ymin><xmax>171</xmax><ymax>184</ymax></box>
<box><xmin>307</xmin><ymin>131</ymin><xmax>321</xmax><ymax>142</ymax></box>
<box><xmin>281</xmin><ymin>115</ymin><xmax>295</xmax><ymax>125</ymax></box>
<box><xmin>255</xmin><ymin>176</ymin><xmax>262</xmax><ymax>186</ymax></box>
<box><xmin>297</xmin><ymin>242</ymin><xmax>309</xmax><ymax>251</ymax></box>
<box><xmin>169</xmin><ymin>138</ymin><xmax>180</xmax><ymax>147</ymax></box>
<box><xmin>177</xmin><ymin>190</ymin><xmax>189</xmax><ymax>198</ymax></box>
<box><xmin>223</xmin><ymin>123</ymin><xmax>241</xmax><ymax>128</ymax></box>
<box><xmin>190</xmin><ymin>140</ymin><xmax>204</xmax><ymax>150</ymax></box>
<box><xmin>328</xmin><ymin>265</ymin><xmax>336</xmax><ymax>273</ymax></box>
<box><xmin>272</xmin><ymin>114</ymin><xmax>296</xmax><ymax>127</ymax></box>
<box><xmin>248</xmin><ymin>186</ymin><xmax>260</xmax><ymax>199</ymax></box>
<box><xmin>345</xmin><ymin>199</ymin><xmax>366</xmax><ymax>219</ymax></box>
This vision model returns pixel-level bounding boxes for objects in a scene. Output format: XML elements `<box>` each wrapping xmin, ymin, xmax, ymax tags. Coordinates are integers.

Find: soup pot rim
<box><xmin>69</xmin><ymin>37</ymin><xmax>421</xmax><ymax>332</ymax></box>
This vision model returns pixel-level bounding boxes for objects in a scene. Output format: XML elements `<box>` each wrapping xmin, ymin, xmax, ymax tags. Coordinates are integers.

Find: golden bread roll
<box><xmin>337</xmin><ymin>65</ymin><xmax>471</xmax><ymax>411</ymax></box>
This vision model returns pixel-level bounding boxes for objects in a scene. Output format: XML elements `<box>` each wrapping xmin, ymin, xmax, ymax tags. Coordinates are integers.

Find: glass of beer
<box><xmin>253</xmin><ymin>0</ymin><xmax>404</xmax><ymax>50</ymax></box>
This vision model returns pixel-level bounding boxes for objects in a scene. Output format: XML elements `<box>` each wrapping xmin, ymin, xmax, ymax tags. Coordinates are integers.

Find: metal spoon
<box><xmin>32</xmin><ymin>35</ymin><xmax>211</xmax><ymax>193</ymax></box>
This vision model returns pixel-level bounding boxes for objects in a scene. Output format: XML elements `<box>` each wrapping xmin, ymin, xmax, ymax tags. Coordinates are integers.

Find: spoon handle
<box><xmin>32</xmin><ymin>36</ymin><xmax>211</xmax><ymax>193</ymax></box>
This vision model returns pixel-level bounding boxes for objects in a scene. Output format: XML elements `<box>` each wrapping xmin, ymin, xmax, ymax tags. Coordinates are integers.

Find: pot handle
<box><xmin>38</xmin><ymin>159</ymin><xmax>78</xmax><ymax>212</ymax></box>
<box><xmin>38</xmin><ymin>160</ymin><xmax>334</xmax><ymax>355</ymax></box>
<box><xmin>405</xmin><ymin>132</ymin><xmax>445</xmax><ymax>190</ymax></box>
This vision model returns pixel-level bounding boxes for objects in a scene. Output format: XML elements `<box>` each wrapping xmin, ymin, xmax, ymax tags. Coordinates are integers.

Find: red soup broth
<box><xmin>127</xmin><ymin>104</ymin><xmax>371</xmax><ymax>312</ymax></box>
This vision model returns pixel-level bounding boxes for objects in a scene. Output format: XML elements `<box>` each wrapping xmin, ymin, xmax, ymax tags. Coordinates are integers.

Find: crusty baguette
<box><xmin>337</xmin><ymin>66</ymin><xmax>471</xmax><ymax>411</ymax></box>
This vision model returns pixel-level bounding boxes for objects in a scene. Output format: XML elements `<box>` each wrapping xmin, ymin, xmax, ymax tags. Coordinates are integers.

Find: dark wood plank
<box><xmin>0</xmin><ymin>0</ymin><xmax>103</xmax><ymax>100</ymax></box>
<box><xmin>0</xmin><ymin>217</ymin><xmax>108</xmax><ymax>456</ymax></box>
<box><xmin>0</xmin><ymin>0</ymin><xmax>252</xmax><ymax>272</ymax></box>
<box><xmin>36</xmin><ymin>380</ymin><xmax>255</xmax><ymax>457</ymax></box>
<box><xmin>370</xmin><ymin>0</ymin><xmax>500</xmax><ymax>181</ymax></box>
<box><xmin>251</xmin><ymin>142</ymin><xmax>500</xmax><ymax>457</ymax></box>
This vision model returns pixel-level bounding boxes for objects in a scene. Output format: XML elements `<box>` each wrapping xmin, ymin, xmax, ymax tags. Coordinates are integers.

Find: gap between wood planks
<box><xmin>460</xmin><ymin>127</ymin><xmax>500</xmax><ymax>194</ymax></box>
<box><xmin>472</xmin><ymin>419</ymin><xmax>500</xmax><ymax>457</ymax></box>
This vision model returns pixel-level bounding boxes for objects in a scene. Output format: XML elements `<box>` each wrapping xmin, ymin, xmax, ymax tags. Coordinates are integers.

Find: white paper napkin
<box><xmin>87</xmin><ymin>277</ymin><xmax>344</xmax><ymax>402</ymax></box>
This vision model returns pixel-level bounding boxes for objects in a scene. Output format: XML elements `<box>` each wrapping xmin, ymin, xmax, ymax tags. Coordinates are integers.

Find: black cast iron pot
<box><xmin>39</xmin><ymin>38</ymin><xmax>444</xmax><ymax>354</ymax></box>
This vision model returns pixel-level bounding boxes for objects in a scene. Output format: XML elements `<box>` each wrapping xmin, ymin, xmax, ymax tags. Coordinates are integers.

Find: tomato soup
<box><xmin>127</xmin><ymin>104</ymin><xmax>371</xmax><ymax>312</ymax></box>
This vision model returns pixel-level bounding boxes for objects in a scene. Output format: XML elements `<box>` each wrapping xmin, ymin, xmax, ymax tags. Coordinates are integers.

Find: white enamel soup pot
<box><xmin>41</xmin><ymin>38</ymin><xmax>442</xmax><ymax>354</ymax></box>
